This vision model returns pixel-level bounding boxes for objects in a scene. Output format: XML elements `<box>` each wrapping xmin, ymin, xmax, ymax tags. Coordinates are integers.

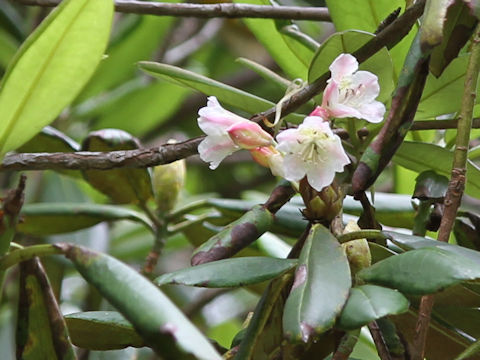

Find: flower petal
<box><xmin>198</xmin><ymin>134</ymin><xmax>238</xmax><ymax>170</ymax></box>
<box><xmin>198</xmin><ymin>96</ymin><xmax>248</xmax><ymax>136</ymax></box>
<box><xmin>282</xmin><ymin>154</ymin><xmax>307</xmax><ymax>181</ymax></box>
<box><xmin>351</xmin><ymin>71</ymin><xmax>381</xmax><ymax>103</ymax></box>
<box><xmin>329</xmin><ymin>54</ymin><xmax>358</xmax><ymax>83</ymax></box>
<box><xmin>357</xmin><ymin>101</ymin><xmax>386</xmax><ymax>123</ymax></box>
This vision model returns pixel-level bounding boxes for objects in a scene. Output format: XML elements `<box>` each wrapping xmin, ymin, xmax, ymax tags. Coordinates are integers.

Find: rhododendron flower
<box><xmin>197</xmin><ymin>96</ymin><xmax>273</xmax><ymax>169</ymax></box>
<box><xmin>322</xmin><ymin>53</ymin><xmax>386</xmax><ymax>123</ymax></box>
<box><xmin>276</xmin><ymin>116</ymin><xmax>350</xmax><ymax>191</ymax></box>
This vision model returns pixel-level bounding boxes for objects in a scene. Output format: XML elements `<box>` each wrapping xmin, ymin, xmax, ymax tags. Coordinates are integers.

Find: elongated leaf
<box><xmin>434</xmin><ymin>305</ymin><xmax>480</xmax><ymax>338</ymax></box>
<box><xmin>232</xmin><ymin>0</ymin><xmax>308</xmax><ymax>79</ymax></box>
<box><xmin>393</xmin><ymin>141</ymin><xmax>480</xmax><ymax>198</ymax></box>
<box><xmin>283</xmin><ymin>224</ymin><xmax>351</xmax><ymax>342</ymax></box>
<box><xmin>17</xmin><ymin>126</ymin><xmax>80</xmax><ymax>153</ymax></box>
<box><xmin>155</xmin><ymin>257</ymin><xmax>297</xmax><ymax>288</ymax></box>
<box><xmin>0</xmin><ymin>27</ymin><xmax>19</xmax><ymax>69</ymax></box>
<box><xmin>81</xmin><ymin>129</ymin><xmax>153</xmax><ymax>204</ymax></box>
<box><xmin>308</xmin><ymin>30</ymin><xmax>394</xmax><ymax>103</ymax></box>
<box><xmin>18</xmin><ymin>203</ymin><xmax>153</xmax><ymax>235</ymax></box>
<box><xmin>0</xmin><ymin>0</ymin><xmax>113</xmax><ymax>157</ymax></box>
<box><xmin>384</xmin><ymin>230</ymin><xmax>480</xmax><ymax>263</ymax></box>
<box><xmin>337</xmin><ymin>285</ymin><xmax>409</xmax><ymax>330</ymax></box>
<box><xmin>59</xmin><ymin>243</ymin><xmax>222</xmax><ymax>360</ymax></box>
<box><xmin>235</xmin><ymin>274</ymin><xmax>293</xmax><ymax>360</ymax></box>
<box><xmin>138</xmin><ymin>62</ymin><xmax>304</xmax><ymax>123</ymax></box>
<box><xmin>91</xmin><ymin>81</ymin><xmax>189</xmax><ymax>136</ymax></box>
<box><xmin>191</xmin><ymin>205</ymin><xmax>274</xmax><ymax>265</ymax></box>
<box><xmin>65</xmin><ymin>311</ymin><xmax>144</xmax><ymax>350</ymax></box>
<box><xmin>17</xmin><ymin>258</ymin><xmax>76</xmax><ymax>360</ymax></box>
<box><xmin>358</xmin><ymin>247</ymin><xmax>480</xmax><ymax>295</ymax></box>
<box><xmin>77</xmin><ymin>1</ymin><xmax>176</xmax><ymax>102</ymax></box>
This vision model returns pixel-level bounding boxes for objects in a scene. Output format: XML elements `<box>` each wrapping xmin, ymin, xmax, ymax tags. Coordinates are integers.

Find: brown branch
<box><xmin>15</xmin><ymin>0</ymin><xmax>331</xmax><ymax>21</ymax></box>
<box><xmin>411</xmin><ymin>118</ymin><xmax>480</xmax><ymax>130</ymax></box>
<box><xmin>412</xmin><ymin>23</ymin><xmax>480</xmax><ymax>360</ymax></box>
<box><xmin>0</xmin><ymin>137</ymin><xmax>203</xmax><ymax>171</ymax></box>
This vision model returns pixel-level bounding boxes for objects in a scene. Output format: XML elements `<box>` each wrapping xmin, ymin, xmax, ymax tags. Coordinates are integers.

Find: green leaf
<box><xmin>0</xmin><ymin>27</ymin><xmax>19</xmax><ymax>69</ymax></box>
<box><xmin>236</xmin><ymin>57</ymin><xmax>292</xmax><ymax>91</ymax></box>
<box><xmin>434</xmin><ymin>305</ymin><xmax>480</xmax><ymax>338</ymax></box>
<box><xmin>17</xmin><ymin>126</ymin><xmax>80</xmax><ymax>153</ymax></box>
<box><xmin>90</xmin><ymin>81</ymin><xmax>189</xmax><ymax>136</ymax></box>
<box><xmin>416</xmin><ymin>55</ymin><xmax>469</xmax><ymax>118</ymax></box>
<box><xmin>0</xmin><ymin>0</ymin><xmax>113</xmax><ymax>157</ymax></box>
<box><xmin>138</xmin><ymin>62</ymin><xmax>305</xmax><ymax>123</ymax></box>
<box><xmin>191</xmin><ymin>205</ymin><xmax>274</xmax><ymax>265</ymax></box>
<box><xmin>308</xmin><ymin>30</ymin><xmax>394</xmax><ymax>103</ymax></box>
<box><xmin>337</xmin><ymin>285</ymin><xmax>409</xmax><ymax>330</ymax></box>
<box><xmin>65</xmin><ymin>311</ymin><xmax>144</xmax><ymax>350</ymax></box>
<box><xmin>231</xmin><ymin>0</ymin><xmax>308</xmax><ymax>79</ymax></box>
<box><xmin>358</xmin><ymin>247</ymin><xmax>480</xmax><ymax>295</ymax></box>
<box><xmin>17</xmin><ymin>258</ymin><xmax>76</xmax><ymax>360</ymax></box>
<box><xmin>18</xmin><ymin>203</ymin><xmax>153</xmax><ymax>235</ymax></box>
<box><xmin>413</xmin><ymin>170</ymin><xmax>449</xmax><ymax>200</ymax></box>
<box><xmin>325</xmin><ymin>0</ymin><xmax>414</xmax><ymax>78</ymax></box>
<box><xmin>77</xmin><ymin>3</ymin><xmax>176</xmax><ymax>102</ymax></box>
<box><xmin>60</xmin><ymin>244</ymin><xmax>222</xmax><ymax>360</ymax></box>
<box><xmin>154</xmin><ymin>257</ymin><xmax>298</xmax><ymax>288</ymax></box>
<box><xmin>283</xmin><ymin>224</ymin><xmax>351</xmax><ymax>342</ymax></box>
<box><xmin>235</xmin><ymin>274</ymin><xmax>293</xmax><ymax>360</ymax></box>
<box><xmin>81</xmin><ymin>129</ymin><xmax>153</xmax><ymax>204</ymax></box>
<box><xmin>393</xmin><ymin>141</ymin><xmax>480</xmax><ymax>198</ymax></box>
<box><xmin>384</xmin><ymin>230</ymin><xmax>480</xmax><ymax>264</ymax></box>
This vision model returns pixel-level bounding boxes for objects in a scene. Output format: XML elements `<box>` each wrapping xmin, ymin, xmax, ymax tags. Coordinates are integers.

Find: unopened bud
<box><xmin>250</xmin><ymin>146</ymin><xmax>284</xmax><ymax>177</ymax></box>
<box><xmin>309</xmin><ymin>106</ymin><xmax>330</xmax><ymax>120</ymax></box>
<box><xmin>341</xmin><ymin>220</ymin><xmax>371</xmax><ymax>275</ymax></box>
<box><xmin>227</xmin><ymin>121</ymin><xmax>273</xmax><ymax>149</ymax></box>
<box><xmin>300</xmin><ymin>179</ymin><xmax>343</xmax><ymax>222</ymax></box>
<box><xmin>153</xmin><ymin>157</ymin><xmax>186</xmax><ymax>213</ymax></box>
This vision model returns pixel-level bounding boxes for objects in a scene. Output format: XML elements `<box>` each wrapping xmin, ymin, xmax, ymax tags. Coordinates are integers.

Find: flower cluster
<box><xmin>197</xmin><ymin>54</ymin><xmax>385</xmax><ymax>192</ymax></box>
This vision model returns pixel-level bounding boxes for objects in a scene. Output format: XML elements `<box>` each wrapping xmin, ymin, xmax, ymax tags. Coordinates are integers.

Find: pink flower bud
<box><xmin>227</xmin><ymin>121</ymin><xmax>273</xmax><ymax>150</ymax></box>
<box><xmin>309</xmin><ymin>106</ymin><xmax>330</xmax><ymax>120</ymax></box>
<box><xmin>250</xmin><ymin>146</ymin><xmax>284</xmax><ymax>177</ymax></box>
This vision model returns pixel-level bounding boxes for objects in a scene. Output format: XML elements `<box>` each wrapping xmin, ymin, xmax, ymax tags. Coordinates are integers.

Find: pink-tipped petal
<box><xmin>227</xmin><ymin>121</ymin><xmax>273</xmax><ymax>149</ymax></box>
<box><xmin>198</xmin><ymin>135</ymin><xmax>238</xmax><ymax>170</ymax></box>
<box><xmin>329</xmin><ymin>54</ymin><xmax>358</xmax><ymax>82</ymax></box>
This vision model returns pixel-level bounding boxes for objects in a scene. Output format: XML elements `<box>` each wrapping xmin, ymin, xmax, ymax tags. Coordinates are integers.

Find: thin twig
<box><xmin>15</xmin><ymin>0</ymin><xmax>332</xmax><ymax>21</ymax></box>
<box><xmin>0</xmin><ymin>137</ymin><xmax>203</xmax><ymax>171</ymax></box>
<box><xmin>369</xmin><ymin>321</ymin><xmax>393</xmax><ymax>360</ymax></box>
<box><xmin>412</xmin><ymin>23</ymin><xmax>480</xmax><ymax>360</ymax></box>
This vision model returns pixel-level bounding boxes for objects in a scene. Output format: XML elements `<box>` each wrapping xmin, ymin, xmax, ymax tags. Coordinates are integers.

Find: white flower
<box><xmin>276</xmin><ymin>116</ymin><xmax>350</xmax><ymax>191</ymax></box>
<box><xmin>197</xmin><ymin>96</ymin><xmax>272</xmax><ymax>169</ymax></box>
<box><xmin>322</xmin><ymin>53</ymin><xmax>386</xmax><ymax>123</ymax></box>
